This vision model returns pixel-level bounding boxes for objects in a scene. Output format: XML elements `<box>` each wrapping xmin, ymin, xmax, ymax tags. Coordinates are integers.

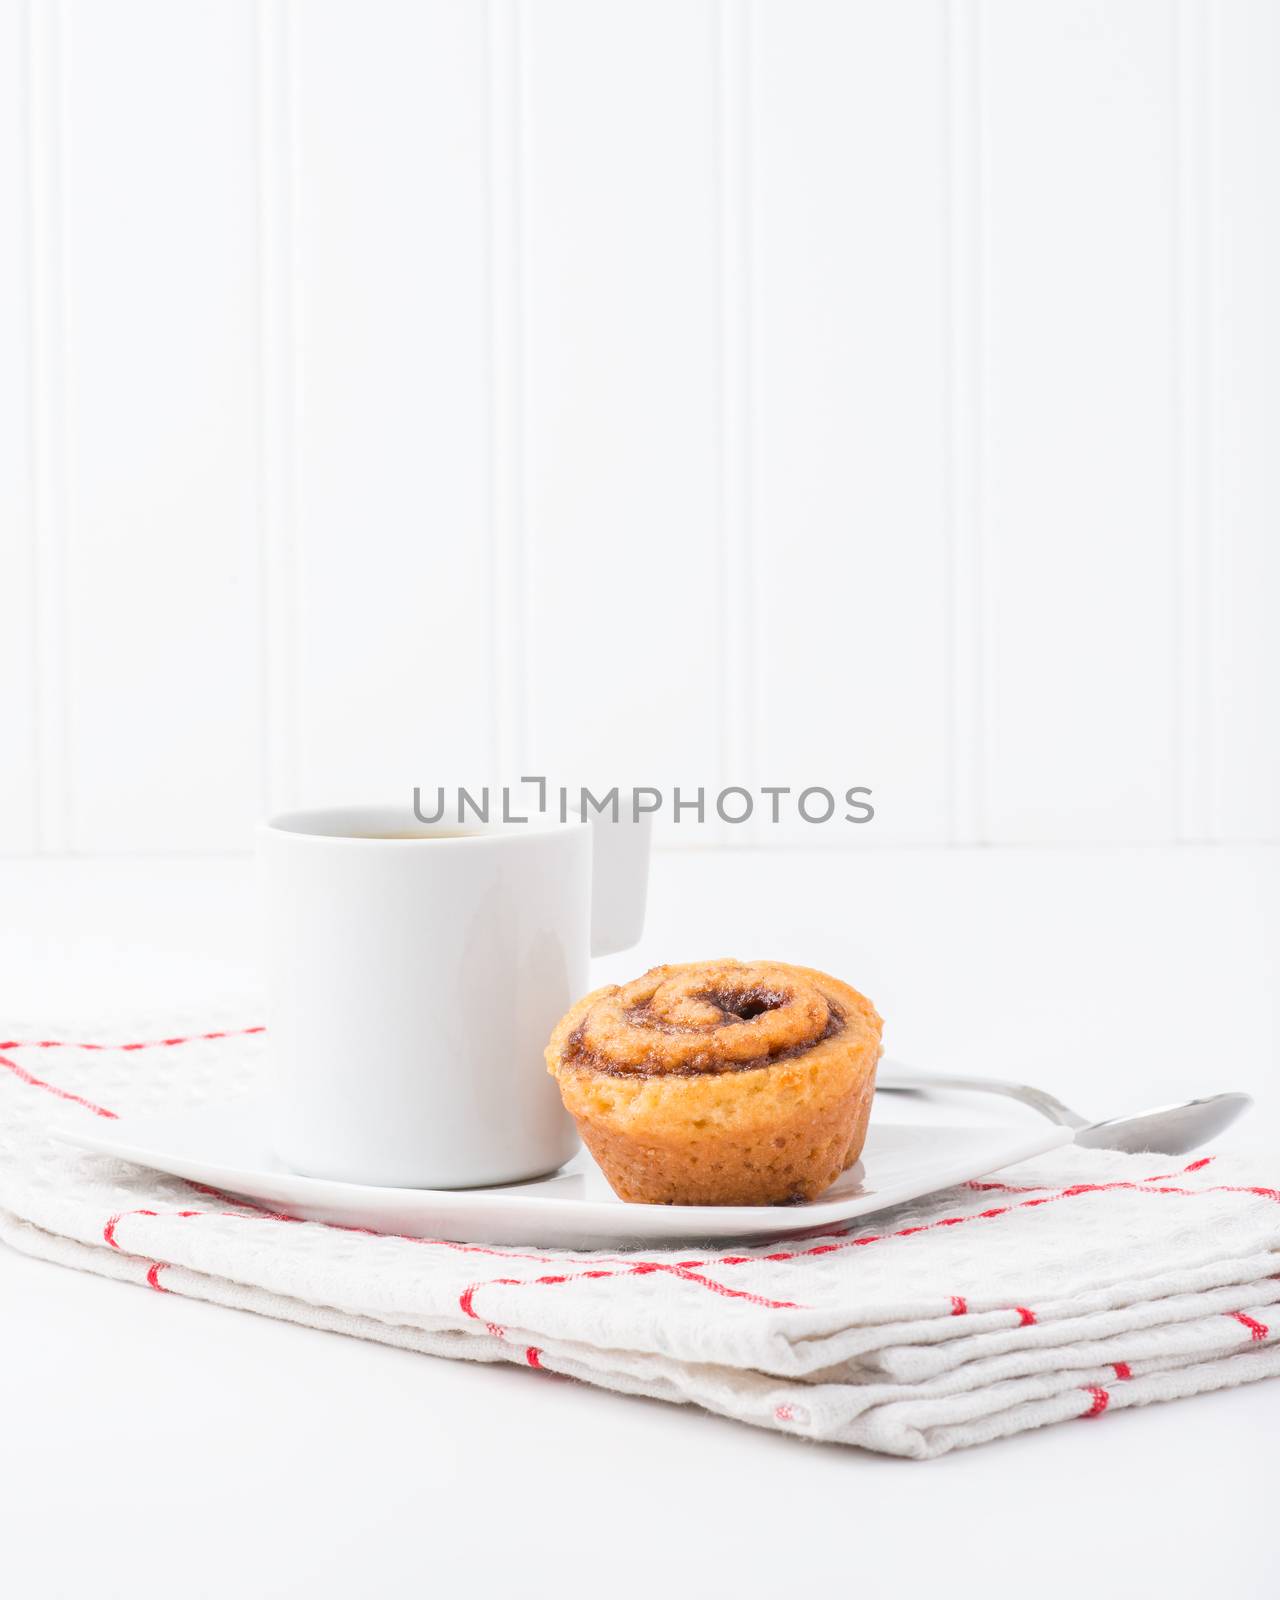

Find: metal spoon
<box><xmin>876</xmin><ymin>1060</ymin><xmax>1252</xmax><ymax>1155</ymax></box>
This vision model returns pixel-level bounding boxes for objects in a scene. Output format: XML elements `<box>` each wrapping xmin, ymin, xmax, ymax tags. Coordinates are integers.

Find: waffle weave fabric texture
<box><xmin>2</xmin><ymin>1011</ymin><xmax>1278</xmax><ymax>1459</ymax></box>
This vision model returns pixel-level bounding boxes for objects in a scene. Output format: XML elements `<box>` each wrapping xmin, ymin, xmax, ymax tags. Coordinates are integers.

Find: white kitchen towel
<box><xmin>2</xmin><ymin>1010</ymin><xmax>1278</xmax><ymax>1459</ymax></box>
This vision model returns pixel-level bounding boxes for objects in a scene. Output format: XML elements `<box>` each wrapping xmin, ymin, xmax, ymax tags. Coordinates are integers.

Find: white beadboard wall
<box><xmin>2</xmin><ymin>0</ymin><xmax>1278</xmax><ymax>854</ymax></box>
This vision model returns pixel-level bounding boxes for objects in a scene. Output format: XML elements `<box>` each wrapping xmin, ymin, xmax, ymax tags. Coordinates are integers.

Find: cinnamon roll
<box><xmin>545</xmin><ymin>959</ymin><xmax>882</xmax><ymax>1206</ymax></box>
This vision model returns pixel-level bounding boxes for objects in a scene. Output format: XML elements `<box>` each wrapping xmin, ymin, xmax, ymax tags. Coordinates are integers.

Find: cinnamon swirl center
<box><xmin>559</xmin><ymin>959</ymin><xmax>848</xmax><ymax>1078</ymax></box>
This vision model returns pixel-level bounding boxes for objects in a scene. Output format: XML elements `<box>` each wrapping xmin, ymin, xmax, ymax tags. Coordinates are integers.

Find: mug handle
<box><xmin>587</xmin><ymin>793</ymin><xmax>652</xmax><ymax>957</ymax></box>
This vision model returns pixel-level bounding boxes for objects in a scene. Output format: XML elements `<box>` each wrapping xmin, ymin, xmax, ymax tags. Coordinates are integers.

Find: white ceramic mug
<box><xmin>260</xmin><ymin>802</ymin><xmax>650</xmax><ymax>1187</ymax></box>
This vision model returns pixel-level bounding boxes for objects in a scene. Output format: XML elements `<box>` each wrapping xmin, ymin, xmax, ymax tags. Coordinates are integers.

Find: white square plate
<box><xmin>57</xmin><ymin>1101</ymin><xmax>1074</xmax><ymax>1248</ymax></box>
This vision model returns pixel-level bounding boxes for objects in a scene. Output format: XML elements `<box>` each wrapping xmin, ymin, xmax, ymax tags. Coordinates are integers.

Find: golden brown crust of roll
<box><xmin>545</xmin><ymin>959</ymin><xmax>882</xmax><ymax>1205</ymax></box>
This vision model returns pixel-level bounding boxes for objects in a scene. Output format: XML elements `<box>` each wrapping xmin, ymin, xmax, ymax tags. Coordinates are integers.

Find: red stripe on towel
<box><xmin>458</xmin><ymin>1261</ymin><xmax>803</xmax><ymax>1324</ymax></box>
<box><xmin>0</xmin><ymin>1053</ymin><xmax>117</xmax><ymax>1119</ymax></box>
<box><xmin>1141</xmin><ymin>1156</ymin><xmax>1215</xmax><ymax>1182</ymax></box>
<box><xmin>104</xmin><ymin>1209</ymin><xmax>202</xmax><ymax>1249</ymax></box>
<box><xmin>1230</xmin><ymin>1311</ymin><xmax>1269</xmax><ymax>1342</ymax></box>
<box><xmin>0</xmin><ymin>1026</ymin><xmax>264</xmax><ymax>1053</ymax></box>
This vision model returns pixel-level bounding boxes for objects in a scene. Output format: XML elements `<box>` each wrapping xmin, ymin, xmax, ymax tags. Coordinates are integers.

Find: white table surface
<box><xmin>2</xmin><ymin>847</ymin><xmax>1278</xmax><ymax>1599</ymax></box>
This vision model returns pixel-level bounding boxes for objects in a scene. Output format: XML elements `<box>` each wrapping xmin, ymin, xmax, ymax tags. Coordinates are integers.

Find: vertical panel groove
<box><xmin>945</xmin><ymin>0</ymin><xmax>984</xmax><ymax>843</ymax></box>
<box><xmin>1212</xmin><ymin>0</ymin><xmax>1277</xmax><ymax>842</ymax></box>
<box><xmin>1174</xmin><ymin>0</ymin><xmax>1214</xmax><ymax>842</ymax></box>
<box><xmin>12</xmin><ymin>0</ymin><xmax>38</xmax><ymax>851</ymax></box>
<box><xmin>1203</xmin><ymin>0</ymin><xmax>1223</xmax><ymax>841</ymax></box>
<box><xmin>488</xmin><ymin>0</ymin><xmax>529</xmax><ymax>779</ymax></box>
<box><xmin>257</xmin><ymin>0</ymin><xmax>300</xmax><ymax>815</ymax></box>
<box><xmin>26</xmin><ymin>0</ymin><xmax>70</xmax><ymax>854</ymax></box>
<box><xmin>715</xmin><ymin>0</ymin><xmax>756</xmax><ymax>841</ymax></box>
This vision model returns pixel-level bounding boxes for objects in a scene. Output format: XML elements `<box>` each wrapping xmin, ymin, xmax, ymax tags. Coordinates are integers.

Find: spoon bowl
<box><xmin>1072</xmin><ymin>1092</ymin><xmax>1253</xmax><ymax>1155</ymax></box>
<box><xmin>876</xmin><ymin>1061</ymin><xmax>1252</xmax><ymax>1155</ymax></box>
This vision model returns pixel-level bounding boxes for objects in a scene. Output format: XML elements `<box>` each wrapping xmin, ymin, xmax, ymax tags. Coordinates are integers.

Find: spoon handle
<box><xmin>876</xmin><ymin>1059</ymin><xmax>1092</xmax><ymax>1132</ymax></box>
